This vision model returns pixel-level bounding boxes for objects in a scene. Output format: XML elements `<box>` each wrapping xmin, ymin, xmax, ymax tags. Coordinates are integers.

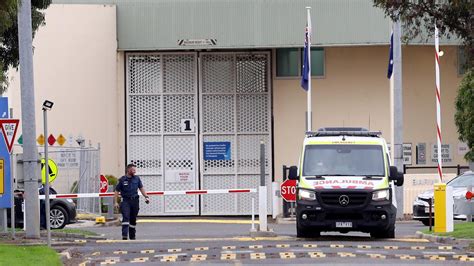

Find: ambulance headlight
<box><xmin>372</xmin><ymin>189</ymin><xmax>390</xmax><ymax>201</ymax></box>
<box><xmin>299</xmin><ymin>189</ymin><xmax>317</xmax><ymax>201</ymax></box>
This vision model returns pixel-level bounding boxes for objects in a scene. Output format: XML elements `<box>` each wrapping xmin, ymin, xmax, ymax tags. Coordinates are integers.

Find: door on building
<box><xmin>126</xmin><ymin>52</ymin><xmax>272</xmax><ymax>216</ymax></box>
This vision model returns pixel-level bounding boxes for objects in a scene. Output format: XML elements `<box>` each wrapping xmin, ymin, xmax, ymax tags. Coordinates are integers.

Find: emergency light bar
<box><xmin>306</xmin><ymin>130</ymin><xmax>382</xmax><ymax>138</ymax></box>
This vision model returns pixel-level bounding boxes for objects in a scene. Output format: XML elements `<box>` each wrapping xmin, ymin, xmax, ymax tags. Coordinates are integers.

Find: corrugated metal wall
<box><xmin>51</xmin><ymin>0</ymin><xmax>460</xmax><ymax>50</ymax></box>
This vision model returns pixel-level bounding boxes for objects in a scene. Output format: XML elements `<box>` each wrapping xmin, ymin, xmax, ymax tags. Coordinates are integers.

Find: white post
<box><xmin>251</xmin><ymin>198</ymin><xmax>256</xmax><ymax>231</ymax></box>
<box><xmin>446</xmin><ymin>186</ymin><xmax>453</xmax><ymax>232</ymax></box>
<box><xmin>306</xmin><ymin>7</ymin><xmax>312</xmax><ymax>132</ymax></box>
<box><xmin>272</xmin><ymin>182</ymin><xmax>279</xmax><ymax>220</ymax></box>
<box><xmin>258</xmin><ymin>141</ymin><xmax>267</xmax><ymax>231</ymax></box>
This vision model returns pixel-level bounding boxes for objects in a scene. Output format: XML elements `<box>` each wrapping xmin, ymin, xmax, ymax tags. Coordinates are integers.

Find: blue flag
<box><xmin>387</xmin><ymin>31</ymin><xmax>393</xmax><ymax>79</ymax></box>
<box><xmin>301</xmin><ymin>28</ymin><xmax>310</xmax><ymax>90</ymax></box>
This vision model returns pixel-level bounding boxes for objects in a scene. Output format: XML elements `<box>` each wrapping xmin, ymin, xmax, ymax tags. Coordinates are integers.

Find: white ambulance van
<box><xmin>287</xmin><ymin>127</ymin><xmax>404</xmax><ymax>238</ymax></box>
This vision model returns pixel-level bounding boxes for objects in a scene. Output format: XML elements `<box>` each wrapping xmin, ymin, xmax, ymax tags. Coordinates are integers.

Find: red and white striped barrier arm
<box><xmin>38</xmin><ymin>188</ymin><xmax>257</xmax><ymax>199</ymax></box>
<box><xmin>434</xmin><ymin>25</ymin><xmax>443</xmax><ymax>182</ymax></box>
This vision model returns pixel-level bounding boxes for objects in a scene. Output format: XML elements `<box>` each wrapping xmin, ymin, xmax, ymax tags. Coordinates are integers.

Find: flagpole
<box><xmin>434</xmin><ymin>25</ymin><xmax>443</xmax><ymax>182</ymax></box>
<box><xmin>306</xmin><ymin>7</ymin><xmax>312</xmax><ymax>132</ymax></box>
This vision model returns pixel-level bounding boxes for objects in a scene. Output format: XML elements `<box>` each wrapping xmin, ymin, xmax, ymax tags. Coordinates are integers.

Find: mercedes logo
<box><xmin>339</xmin><ymin>195</ymin><xmax>350</xmax><ymax>206</ymax></box>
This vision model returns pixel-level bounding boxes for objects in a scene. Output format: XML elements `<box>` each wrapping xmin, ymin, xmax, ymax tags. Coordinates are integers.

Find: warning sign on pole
<box><xmin>0</xmin><ymin>119</ymin><xmax>19</xmax><ymax>153</ymax></box>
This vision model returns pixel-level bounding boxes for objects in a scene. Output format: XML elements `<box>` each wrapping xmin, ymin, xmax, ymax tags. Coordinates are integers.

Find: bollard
<box><xmin>434</xmin><ymin>183</ymin><xmax>453</xmax><ymax>233</ymax></box>
<box><xmin>251</xmin><ymin>198</ymin><xmax>256</xmax><ymax>231</ymax></box>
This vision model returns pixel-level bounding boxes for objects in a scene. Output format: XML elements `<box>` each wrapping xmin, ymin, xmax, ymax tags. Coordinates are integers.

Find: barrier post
<box><xmin>434</xmin><ymin>183</ymin><xmax>453</xmax><ymax>233</ymax></box>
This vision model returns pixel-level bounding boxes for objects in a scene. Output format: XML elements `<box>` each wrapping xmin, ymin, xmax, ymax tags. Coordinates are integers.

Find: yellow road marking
<box><xmin>250</xmin><ymin>252</ymin><xmax>266</xmax><ymax>259</ymax></box>
<box><xmin>167</xmin><ymin>248</ymin><xmax>181</xmax><ymax>252</ymax></box>
<box><xmin>330</xmin><ymin>244</ymin><xmax>344</xmax><ymax>248</ymax></box>
<box><xmin>249</xmin><ymin>245</ymin><xmax>263</xmax><ymax>249</ymax></box>
<box><xmin>138</xmin><ymin>219</ymin><xmax>259</xmax><ymax>224</ymax></box>
<box><xmin>191</xmin><ymin>254</ymin><xmax>208</xmax><ymax>261</ymax></box>
<box><xmin>387</xmin><ymin>238</ymin><xmax>430</xmax><ymax>243</ymax></box>
<box><xmin>411</xmin><ymin>246</ymin><xmax>425</xmax><ymax>250</ymax></box>
<box><xmin>100</xmin><ymin>262</ymin><xmax>116</xmax><ymax>265</ymax></box>
<box><xmin>160</xmin><ymin>258</ymin><xmax>176</xmax><ymax>262</ymax></box>
<box><xmin>384</xmin><ymin>246</ymin><xmax>398</xmax><ymax>250</ymax></box>
<box><xmin>357</xmin><ymin>245</ymin><xmax>371</xmax><ymax>249</ymax></box>
<box><xmin>97</xmin><ymin>236</ymin><xmax>292</xmax><ymax>244</ymax></box>
<box><xmin>424</xmin><ymin>255</ymin><xmax>446</xmax><ymax>261</ymax></box>
<box><xmin>140</xmin><ymin>250</ymin><xmax>154</xmax><ymax>254</ymax></box>
<box><xmin>74</xmin><ymin>240</ymin><xmax>87</xmax><ymax>243</ymax></box>
<box><xmin>195</xmin><ymin>247</ymin><xmax>209</xmax><ymax>251</ymax></box>
<box><xmin>308</xmin><ymin>252</ymin><xmax>326</xmax><ymax>258</ymax></box>
<box><xmin>438</xmin><ymin>246</ymin><xmax>452</xmax><ymax>250</ymax></box>
<box><xmin>276</xmin><ymin>244</ymin><xmax>290</xmax><ymax>248</ymax></box>
<box><xmin>303</xmin><ymin>244</ymin><xmax>318</xmax><ymax>248</ymax></box>
<box><xmin>460</xmin><ymin>257</ymin><xmax>474</xmax><ymax>262</ymax></box>
<box><xmin>367</xmin><ymin>254</ymin><xmax>386</xmax><ymax>259</ymax></box>
<box><xmin>221</xmin><ymin>254</ymin><xmax>236</xmax><ymax>260</ymax></box>
<box><xmin>91</xmin><ymin>252</ymin><xmax>100</xmax><ymax>256</ymax></box>
<box><xmin>113</xmin><ymin>251</ymin><xmax>127</xmax><ymax>255</ymax></box>
<box><xmin>78</xmin><ymin>261</ymin><xmax>90</xmax><ymax>266</ymax></box>
<box><xmin>338</xmin><ymin>252</ymin><xmax>356</xmax><ymax>258</ymax></box>
<box><xmin>279</xmin><ymin>252</ymin><xmax>296</xmax><ymax>259</ymax></box>
<box><xmin>131</xmin><ymin>257</ymin><xmax>149</xmax><ymax>263</ymax></box>
<box><xmin>222</xmin><ymin>246</ymin><xmax>236</xmax><ymax>250</ymax></box>
<box><xmin>396</xmin><ymin>254</ymin><xmax>416</xmax><ymax>260</ymax></box>
<box><xmin>453</xmin><ymin>255</ymin><xmax>468</xmax><ymax>259</ymax></box>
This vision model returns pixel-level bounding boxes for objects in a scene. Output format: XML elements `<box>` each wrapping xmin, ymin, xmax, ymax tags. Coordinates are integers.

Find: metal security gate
<box><xmin>126</xmin><ymin>52</ymin><xmax>272</xmax><ymax>216</ymax></box>
<box><xmin>200</xmin><ymin>53</ymin><xmax>272</xmax><ymax>215</ymax></box>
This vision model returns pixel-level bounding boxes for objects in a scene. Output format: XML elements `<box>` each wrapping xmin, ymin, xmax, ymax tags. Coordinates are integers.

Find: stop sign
<box><xmin>99</xmin><ymin>175</ymin><xmax>109</xmax><ymax>193</ymax></box>
<box><xmin>280</xmin><ymin>179</ymin><xmax>297</xmax><ymax>202</ymax></box>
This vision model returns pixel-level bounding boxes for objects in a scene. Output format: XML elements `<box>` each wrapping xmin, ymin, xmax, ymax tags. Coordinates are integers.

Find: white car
<box><xmin>413</xmin><ymin>171</ymin><xmax>474</xmax><ymax>225</ymax></box>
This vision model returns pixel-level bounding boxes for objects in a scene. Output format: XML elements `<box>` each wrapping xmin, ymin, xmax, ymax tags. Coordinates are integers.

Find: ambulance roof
<box><xmin>303</xmin><ymin>130</ymin><xmax>386</xmax><ymax>146</ymax></box>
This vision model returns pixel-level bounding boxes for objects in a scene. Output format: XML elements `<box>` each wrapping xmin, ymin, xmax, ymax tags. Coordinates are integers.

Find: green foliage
<box><xmin>373</xmin><ymin>0</ymin><xmax>473</xmax><ymax>68</ymax></box>
<box><xmin>0</xmin><ymin>0</ymin><xmax>52</xmax><ymax>93</ymax></box>
<box><xmin>455</xmin><ymin>68</ymin><xmax>474</xmax><ymax>162</ymax></box>
<box><xmin>106</xmin><ymin>174</ymin><xmax>118</xmax><ymax>186</ymax></box>
<box><xmin>422</xmin><ymin>222</ymin><xmax>474</xmax><ymax>239</ymax></box>
<box><xmin>0</xmin><ymin>244</ymin><xmax>61</xmax><ymax>266</ymax></box>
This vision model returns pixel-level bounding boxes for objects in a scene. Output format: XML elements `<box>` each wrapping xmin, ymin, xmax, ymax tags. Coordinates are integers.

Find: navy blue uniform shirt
<box><xmin>115</xmin><ymin>175</ymin><xmax>143</xmax><ymax>198</ymax></box>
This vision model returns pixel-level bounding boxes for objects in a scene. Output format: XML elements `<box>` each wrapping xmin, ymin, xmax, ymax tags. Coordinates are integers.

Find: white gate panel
<box><xmin>200</xmin><ymin>52</ymin><xmax>272</xmax><ymax>215</ymax></box>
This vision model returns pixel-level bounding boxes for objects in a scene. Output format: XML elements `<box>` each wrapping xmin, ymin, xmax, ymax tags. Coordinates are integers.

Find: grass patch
<box><xmin>421</xmin><ymin>222</ymin><xmax>474</xmax><ymax>239</ymax></box>
<box><xmin>54</xmin><ymin>228</ymin><xmax>98</xmax><ymax>236</ymax></box>
<box><xmin>0</xmin><ymin>244</ymin><xmax>61</xmax><ymax>266</ymax></box>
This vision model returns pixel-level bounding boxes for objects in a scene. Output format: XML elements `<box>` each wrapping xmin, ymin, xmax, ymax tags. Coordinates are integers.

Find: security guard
<box><xmin>114</xmin><ymin>164</ymin><xmax>150</xmax><ymax>240</ymax></box>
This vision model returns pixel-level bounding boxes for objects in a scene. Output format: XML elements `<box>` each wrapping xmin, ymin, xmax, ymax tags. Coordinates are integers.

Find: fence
<box><xmin>15</xmin><ymin>144</ymin><xmax>101</xmax><ymax>215</ymax></box>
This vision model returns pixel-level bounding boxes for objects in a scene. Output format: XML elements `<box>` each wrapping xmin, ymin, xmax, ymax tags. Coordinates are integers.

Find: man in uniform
<box><xmin>115</xmin><ymin>164</ymin><xmax>150</xmax><ymax>240</ymax></box>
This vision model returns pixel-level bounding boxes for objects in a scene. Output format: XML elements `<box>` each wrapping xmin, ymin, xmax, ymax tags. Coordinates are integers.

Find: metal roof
<box><xmin>52</xmin><ymin>0</ymin><xmax>460</xmax><ymax>50</ymax></box>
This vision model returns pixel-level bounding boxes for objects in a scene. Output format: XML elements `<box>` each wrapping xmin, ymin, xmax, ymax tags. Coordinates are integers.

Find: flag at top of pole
<box><xmin>302</xmin><ymin>7</ymin><xmax>312</xmax><ymax>132</ymax></box>
<box><xmin>301</xmin><ymin>9</ymin><xmax>311</xmax><ymax>91</ymax></box>
<box><xmin>387</xmin><ymin>29</ymin><xmax>394</xmax><ymax>79</ymax></box>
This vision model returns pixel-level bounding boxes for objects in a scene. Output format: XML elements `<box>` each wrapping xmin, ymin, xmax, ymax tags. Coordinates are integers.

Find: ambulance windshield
<box><xmin>302</xmin><ymin>144</ymin><xmax>385</xmax><ymax>177</ymax></box>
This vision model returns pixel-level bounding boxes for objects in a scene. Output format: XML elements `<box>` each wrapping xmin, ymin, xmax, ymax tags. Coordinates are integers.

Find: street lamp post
<box><xmin>42</xmin><ymin>100</ymin><xmax>53</xmax><ymax>247</ymax></box>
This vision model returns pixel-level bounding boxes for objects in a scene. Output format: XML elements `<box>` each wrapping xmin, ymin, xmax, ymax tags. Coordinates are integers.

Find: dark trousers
<box><xmin>120</xmin><ymin>198</ymin><xmax>139</xmax><ymax>239</ymax></box>
<box><xmin>40</xmin><ymin>200</ymin><xmax>46</xmax><ymax>229</ymax></box>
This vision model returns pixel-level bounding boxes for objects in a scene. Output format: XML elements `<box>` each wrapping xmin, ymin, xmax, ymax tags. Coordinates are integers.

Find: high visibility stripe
<box><xmin>129</xmin><ymin>224</ymin><xmax>136</xmax><ymax>228</ymax></box>
<box><xmin>122</xmin><ymin>222</ymin><xmax>129</xmax><ymax>225</ymax></box>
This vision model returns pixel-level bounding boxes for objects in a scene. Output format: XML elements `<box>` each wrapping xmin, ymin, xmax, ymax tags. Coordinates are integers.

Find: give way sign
<box><xmin>280</xmin><ymin>179</ymin><xmax>297</xmax><ymax>202</ymax></box>
<box><xmin>99</xmin><ymin>175</ymin><xmax>109</xmax><ymax>193</ymax></box>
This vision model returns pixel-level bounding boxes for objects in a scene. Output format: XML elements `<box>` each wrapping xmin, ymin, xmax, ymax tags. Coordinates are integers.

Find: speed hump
<box><xmin>41</xmin><ymin>158</ymin><xmax>58</xmax><ymax>184</ymax></box>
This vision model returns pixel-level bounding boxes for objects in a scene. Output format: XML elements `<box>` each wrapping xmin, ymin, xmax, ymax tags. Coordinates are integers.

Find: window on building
<box><xmin>458</xmin><ymin>47</ymin><xmax>467</xmax><ymax>75</ymax></box>
<box><xmin>276</xmin><ymin>48</ymin><xmax>325</xmax><ymax>78</ymax></box>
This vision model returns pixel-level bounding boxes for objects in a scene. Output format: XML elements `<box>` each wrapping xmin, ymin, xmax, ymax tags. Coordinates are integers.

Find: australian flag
<box><xmin>301</xmin><ymin>26</ymin><xmax>310</xmax><ymax>90</ymax></box>
<box><xmin>387</xmin><ymin>31</ymin><xmax>394</xmax><ymax>79</ymax></box>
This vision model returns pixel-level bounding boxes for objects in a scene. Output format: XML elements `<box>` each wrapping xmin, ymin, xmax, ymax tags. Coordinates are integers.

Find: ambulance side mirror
<box><xmin>288</xmin><ymin>166</ymin><xmax>299</xmax><ymax>180</ymax></box>
<box><xmin>389</xmin><ymin>166</ymin><xmax>404</xmax><ymax>186</ymax></box>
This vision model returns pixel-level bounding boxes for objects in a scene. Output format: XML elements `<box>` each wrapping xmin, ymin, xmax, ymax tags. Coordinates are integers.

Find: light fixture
<box><xmin>42</xmin><ymin>100</ymin><xmax>54</xmax><ymax>111</ymax></box>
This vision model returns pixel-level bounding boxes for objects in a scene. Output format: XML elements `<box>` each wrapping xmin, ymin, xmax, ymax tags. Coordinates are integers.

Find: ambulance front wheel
<box><xmin>296</xmin><ymin>218</ymin><xmax>321</xmax><ymax>238</ymax></box>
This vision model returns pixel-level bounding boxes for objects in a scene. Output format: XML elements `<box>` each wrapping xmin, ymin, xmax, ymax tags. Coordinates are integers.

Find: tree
<box><xmin>455</xmin><ymin>69</ymin><xmax>474</xmax><ymax>162</ymax></box>
<box><xmin>373</xmin><ymin>0</ymin><xmax>473</xmax><ymax>68</ymax></box>
<box><xmin>374</xmin><ymin>1</ymin><xmax>474</xmax><ymax>162</ymax></box>
<box><xmin>0</xmin><ymin>0</ymin><xmax>51</xmax><ymax>94</ymax></box>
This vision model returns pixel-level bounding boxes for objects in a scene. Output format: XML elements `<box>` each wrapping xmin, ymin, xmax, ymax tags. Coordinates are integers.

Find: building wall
<box><xmin>5</xmin><ymin>4</ymin><xmax>467</xmax><ymax>187</ymax></box>
<box><xmin>273</xmin><ymin>45</ymin><xmax>465</xmax><ymax>181</ymax></box>
<box><xmin>6</xmin><ymin>4</ymin><xmax>119</xmax><ymax>175</ymax></box>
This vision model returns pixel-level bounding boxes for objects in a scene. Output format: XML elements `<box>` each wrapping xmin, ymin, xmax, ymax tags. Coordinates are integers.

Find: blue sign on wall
<box><xmin>204</xmin><ymin>142</ymin><xmax>231</xmax><ymax>160</ymax></box>
<box><xmin>0</xmin><ymin>97</ymin><xmax>11</xmax><ymax>208</ymax></box>
<box><xmin>0</xmin><ymin>97</ymin><xmax>9</xmax><ymax>118</ymax></box>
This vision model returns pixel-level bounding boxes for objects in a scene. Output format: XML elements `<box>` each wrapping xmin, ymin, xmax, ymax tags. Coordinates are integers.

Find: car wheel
<box><xmin>50</xmin><ymin>206</ymin><xmax>68</xmax><ymax>229</ymax></box>
<box><xmin>370</xmin><ymin>225</ymin><xmax>395</xmax><ymax>239</ymax></box>
<box><xmin>296</xmin><ymin>218</ymin><xmax>320</xmax><ymax>238</ymax></box>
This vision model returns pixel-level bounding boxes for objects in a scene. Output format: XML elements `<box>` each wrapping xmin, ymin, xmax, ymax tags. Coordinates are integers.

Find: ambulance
<box><xmin>287</xmin><ymin>127</ymin><xmax>404</xmax><ymax>238</ymax></box>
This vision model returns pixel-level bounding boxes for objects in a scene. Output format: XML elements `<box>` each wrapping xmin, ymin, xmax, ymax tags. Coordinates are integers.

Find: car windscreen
<box><xmin>303</xmin><ymin>144</ymin><xmax>385</xmax><ymax>177</ymax></box>
<box><xmin>447</xmin><ymin>174</ymin><xmax>474</xmax><ymax>187</ymax></box>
